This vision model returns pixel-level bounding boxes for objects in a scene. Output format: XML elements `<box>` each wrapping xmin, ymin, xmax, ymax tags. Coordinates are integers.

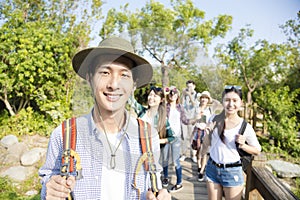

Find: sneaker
<box><xmin>162</xmin><ymin>178</ymin><xmax>169</xmax><ymax>187</ymax></box>
<box><xmin>198</xmin><ymin>168</ymin><xmax>201</xmax><ymax>173</ymax></box>
<box><xmin>179</xmin><ymin>155</ymin><xmax>186</xmax><ymax>161</ymax></box>
<box><xmin>192</xmin><ymin>156</ymin><xmax>197</xmax><ymax>163</ymax></box>
<box><xmin>169</xmin><ymin>184</ymin><xmax>183</xmax><ymax>193</ymax></box>
<box><xmin>198</xmin><ymin>173</ymin><xmax>204</xmax><ymax>182</ymax></box>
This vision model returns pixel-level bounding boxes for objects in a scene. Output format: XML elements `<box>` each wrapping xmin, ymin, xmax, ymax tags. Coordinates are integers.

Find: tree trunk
<box><xmin>161</xmin><ymin>64</ymin><xmax>169</xmax><ymax>88</ymax></box>
<box><xmin>4</xmin><ymin>99</ymin><xmax>15</xmax><ymax>116</ymax></box>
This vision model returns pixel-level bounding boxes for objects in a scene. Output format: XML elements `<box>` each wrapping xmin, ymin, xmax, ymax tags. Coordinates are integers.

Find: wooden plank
<box><xmin>166</xmin><ymin>159</ymin><xmax>209</xmax><ymax>200</ymax></box>
<box><xmin>250</xmin><ymin>166</ymin><xmax>299</xmax><ymax>200</ymax></box>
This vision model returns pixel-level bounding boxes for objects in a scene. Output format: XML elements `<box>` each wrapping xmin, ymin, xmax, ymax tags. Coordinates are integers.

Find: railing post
<box><xmin>244</xmin><ymin>153</ymin><xmax>267</xmax><ymax>200</ymax></box>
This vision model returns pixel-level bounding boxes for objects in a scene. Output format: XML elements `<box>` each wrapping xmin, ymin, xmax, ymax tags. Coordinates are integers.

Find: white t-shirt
<box><xmin>209</xmin><ymin>120</ymin><xmax>261</xmax><ymax>164</ymax></box>
<box><xmin>168</xmin><ymin>107</ymin><xmax>181</xmax><ymax>138</ymax></box>
<box><xmin>101</xmin><ymin>132</ymin><xmax>126</xmax><ymax>200</ymax></box>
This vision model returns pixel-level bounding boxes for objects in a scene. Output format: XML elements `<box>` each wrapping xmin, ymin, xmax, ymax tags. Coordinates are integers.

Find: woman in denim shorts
<box><xmin>203</xmin><ymin>86</ymin><xmax>261</xmax><ymax>200</ymax></box>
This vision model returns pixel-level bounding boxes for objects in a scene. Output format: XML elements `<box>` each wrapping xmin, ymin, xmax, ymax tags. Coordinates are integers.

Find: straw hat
<box><xmin>199</xmin><ymin>91</ymin><xmax>212</xmax><ymax>103</ymax></box>
<box><xmin>72</xmin><ymin>37</ymin><xmax>153</xmax><ymax>88</ymax></box>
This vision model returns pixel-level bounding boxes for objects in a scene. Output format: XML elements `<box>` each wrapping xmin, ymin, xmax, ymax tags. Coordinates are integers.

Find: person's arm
<box><xmin>184</xmin><ymin>91</ymin><xmax>198</xmax><ymax>107</ymax></box>
<box><xmin>38</xmin><ymin>125</ymin><xmax>75</xmax><ymax>199</ymax></box>
<box><xmin>236</xmin><ymin>124</ymin><xmax>261</xmax><ymax>156</ymax></box>
<box><xmin>128</xmin><ymin>95</ymin><xmax>146</xmax><ymax>116</ymax></box>
<box><xmin>159</xmin><ymin>119</ymin><xmax>175</xmax><ymax>144</ymax></box>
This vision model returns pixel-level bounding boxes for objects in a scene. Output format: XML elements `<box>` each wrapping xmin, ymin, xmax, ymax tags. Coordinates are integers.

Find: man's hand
<box><xmin>146</xmin><ymin>189</ymin><xmax>171</xmax><ymax>200</ymax></box>
<box><xmin>45</xmin><ymin>175</ymin><xmax>76</xmax><ymax>199</ymax></box>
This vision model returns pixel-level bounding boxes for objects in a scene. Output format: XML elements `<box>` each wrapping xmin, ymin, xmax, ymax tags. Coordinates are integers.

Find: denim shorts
<box><xmin>205</xmin><ymin>158</ymin><xmax>244</xmax><ymax>187</ymax></box>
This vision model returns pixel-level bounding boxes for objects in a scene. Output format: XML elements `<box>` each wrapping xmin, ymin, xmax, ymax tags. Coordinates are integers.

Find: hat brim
<box><xmin>72</xmin><ymin>47</ymin><xmax>153</xmax><ymax>88</ymax></box>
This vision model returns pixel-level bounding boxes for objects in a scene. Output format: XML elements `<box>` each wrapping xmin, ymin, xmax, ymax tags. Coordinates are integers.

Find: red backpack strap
<box><xmin>136</xmin><ymin>118</ymin><xmax>159</xmax><ymax>195</ymax></box>
<box><xmin>137</xmin><ymin>118</ymin><xmax>152</xmax><ymax>171</ymax></box>
<box><xmin>62</xmin><ymin>117</ymin><xmax>77</xmax><ymax>173</ymax></box>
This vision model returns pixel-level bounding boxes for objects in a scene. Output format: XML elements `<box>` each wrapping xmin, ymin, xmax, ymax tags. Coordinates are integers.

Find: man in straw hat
<box><xmin>39</xmin><ymin>37</ymin><xmax>170</xmax><ymax>200</ymax></box>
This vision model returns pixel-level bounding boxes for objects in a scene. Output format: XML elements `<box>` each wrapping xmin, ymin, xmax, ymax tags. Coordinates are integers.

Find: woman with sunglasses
<box><xmin>163</xmin><ymin>86</ymin><xmax>199</xmax><ymax>192</ymax></box>
<box><xmin>203</xmin><ymin>86</ymin><xmax>261</xmax><ymax>200</ymax></box>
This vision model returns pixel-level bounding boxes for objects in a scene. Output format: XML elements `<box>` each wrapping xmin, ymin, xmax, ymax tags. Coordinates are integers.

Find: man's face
<box><xmin>186</xmin><ymin>83</ymin><xmax>195</xmax><ymax>92</ymax></box>
<box><xmin>89</xmin><ymin>55</ymin><xmax>135</xmax><ymax>114</ymax></box>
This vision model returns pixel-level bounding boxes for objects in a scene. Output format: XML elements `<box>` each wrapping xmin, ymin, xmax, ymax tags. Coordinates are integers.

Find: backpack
<box><xmin>61</xmin><ymin>117</ymin><xmax>159</xmax><ymax>199</ymax></box>
<box><xmin>236</xmin><ymin>120</ymin><xmax>253</xmax><ymax>172</ymax></box>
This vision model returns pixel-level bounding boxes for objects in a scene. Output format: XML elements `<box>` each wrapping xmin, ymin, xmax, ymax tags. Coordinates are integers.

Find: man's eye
<box><xmin>99</xmin><ymin>71</ymin><xmax>109</xmax><ymax>75</ymax></box>
<box><xmin>122</xmin><ymin>73</ymin><xmax>131</xmax><ymax>78</ymax></box>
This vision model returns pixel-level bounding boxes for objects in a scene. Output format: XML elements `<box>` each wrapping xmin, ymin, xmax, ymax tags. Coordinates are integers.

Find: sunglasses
<box><xmin>224</xmin><ymin>85</ymin><xmax>242</xmax><ymax>90</ymax></box>
<box><xmin>150</xmin><ymin>86</ymin><xmax>163</xmax><ymax>92</ymax></box>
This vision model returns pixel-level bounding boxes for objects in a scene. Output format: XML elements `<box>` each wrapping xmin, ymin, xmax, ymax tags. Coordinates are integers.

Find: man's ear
<box><xmin>86</xmin><ymin>74</ymin><xmax>94</xmax><ymax>93</ymax></box>
<box><xmin>86</xmin><ymin>74</ymin><xmax>90</xmax><ymax>83</ymax></box>
<box><xmin>132</xmin><ymin>82</ymin><xmax>137</xmax><ymax>95</ymax></box>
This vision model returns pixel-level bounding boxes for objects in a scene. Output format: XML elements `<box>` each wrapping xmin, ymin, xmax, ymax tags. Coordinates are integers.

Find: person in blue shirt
<box><xmin>39</xmin><ymin>37</ymin><xmax>171</xmax><ymax>200</ymax></box>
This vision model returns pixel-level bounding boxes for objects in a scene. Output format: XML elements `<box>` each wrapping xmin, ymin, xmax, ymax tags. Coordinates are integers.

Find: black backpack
<box><xmin>236</xmin><ymin>120</ymin><xmax>253</xmax><ymax>172</ymax></box>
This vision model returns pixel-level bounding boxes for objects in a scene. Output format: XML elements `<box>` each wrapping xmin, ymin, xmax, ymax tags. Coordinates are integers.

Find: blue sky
<box><xmin>99</xmin><ymin>0</ymin><xmax>299</xmax><ymax>49</ymax></box>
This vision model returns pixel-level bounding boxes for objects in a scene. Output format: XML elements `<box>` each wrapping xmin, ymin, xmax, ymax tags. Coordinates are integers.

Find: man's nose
<box><xmin>107</xmin><ymin>74</ymin><xmax>120</xmax><ymax>89</ymax></box>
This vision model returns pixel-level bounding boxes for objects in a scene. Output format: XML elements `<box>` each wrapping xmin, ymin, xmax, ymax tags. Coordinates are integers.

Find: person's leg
<box><xmin>199</xmin><ymin>153</ymin><xmax>207</xmax><ymax>174</ymax></box>
<box><xmin>223</xmin><ymin>185</ymin><xmax>244</xmax><ymax>200</ymax></box>
<box><xmin>205</xmin><ymin>156</ymin><xmax>223</xmax><ymax>199</ymax></box>
<box><xmin>169</xmin><ymin>139</ymin><xmax>184</xmax><ymax>192</ymax></box>
<box><xmin>220</xmin><ymin>165</ymin><xmax>244</xmax><ymax>200</ymax></box>
<box><xmin>172</xmin><ymin>139</ymin><xmax>182</xmax><ymax>185</ymax></box>
<box><xmin>162</xmin><ymin>144</ymin><xmax>170</xmax><ymax>176</ymax></box>
<box><xmin>206</xmin><ymin>182</ymin><xmax>223</xmax><ymax>200</ymax></box>
<box><xmin>188</xmin><ymin>124</ymin><xmax>197</xmax><ymax>161</ymax></box>
<box><xmin>161</xmin><ymin>144</ymin><xmax>170</xmax><ymax>187</ymax></box>
<box><xmin>180</xmin><ymin>124</ymin><xmax>188</xmax><ymax>160</ymax></box>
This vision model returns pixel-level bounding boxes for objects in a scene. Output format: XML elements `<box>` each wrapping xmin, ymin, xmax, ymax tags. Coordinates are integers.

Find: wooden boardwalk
<box><xmin>164</xmin><ymin>158</ymin><xmax>209</xmax><ymax>200</ymax></box>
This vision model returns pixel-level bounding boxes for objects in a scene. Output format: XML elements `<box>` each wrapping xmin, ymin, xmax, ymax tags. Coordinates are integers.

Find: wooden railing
<box><xmin>244</xmin><ymin>154</ymin><xmax>299</xmax><ymax>200</ymax></box>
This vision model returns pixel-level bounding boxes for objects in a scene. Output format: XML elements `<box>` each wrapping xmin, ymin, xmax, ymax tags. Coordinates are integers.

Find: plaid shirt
<box><xmin>39</xmin><ymin>111</ymin><xmax>162</xmax><ymax>200</ymax></box>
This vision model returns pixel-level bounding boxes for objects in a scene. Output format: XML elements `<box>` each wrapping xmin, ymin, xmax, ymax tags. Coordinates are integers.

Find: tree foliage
<box><xmin>0</xmin><ymin>0</ymin><xmax>103</xmax><ymax>135</ymax></box>
<box><xmin>100</xmin><ymin>0</ymin><xmax>232</xmax><ymax>88</ymax></box>
<box><xmin>214</xmin><ymin>27</ymin><xmax>289</xmax><ymax>106</ymax></box>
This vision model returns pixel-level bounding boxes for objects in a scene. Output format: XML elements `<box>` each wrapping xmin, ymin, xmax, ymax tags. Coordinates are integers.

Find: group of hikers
<box><xmin>38</xmin><ymin>37</ymin><xmax>261</xmax><ymax>200</ymax></box>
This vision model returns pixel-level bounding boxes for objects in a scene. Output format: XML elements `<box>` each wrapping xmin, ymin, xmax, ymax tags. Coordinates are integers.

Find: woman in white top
<box><xmin>192</xmin><ymin>91</ymin><xmax>213</xmax><ymax>181</ymax></box>
<box><xmin>205</xmin><ymin>85</ymin><xmax>261</xmax><ymax>200</ymax></box>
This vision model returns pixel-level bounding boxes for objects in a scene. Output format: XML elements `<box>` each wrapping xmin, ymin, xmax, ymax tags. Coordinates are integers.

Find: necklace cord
<box><xmin>93</xmin><ymin>97</ymin><xmax>132</xmax><ymax>169</ymax></box>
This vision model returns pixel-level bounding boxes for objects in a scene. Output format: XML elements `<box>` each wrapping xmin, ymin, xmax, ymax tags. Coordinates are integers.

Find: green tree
<box><xmin>0</xmin><ymin>0</ymin><xmax>103</xmax><ymax>135</ymax></box>
<box><xmin>280</xmin><ymin>12</ymin><xmax>300</xmax><ymax>93</ymax></box>
<box><xmin>99</xmin><ymin>0</ymin><xmax>232</xmax><ymax>88</ymax></box>
<box><xmin>255</xmin><ymin>86</ymin><xmax>300</xmax><ymax>156</ymax></box>
<box><xmin>214</xmin><ymin>27</ymin><xmax>288</xmax><ymax>114</ymax></box>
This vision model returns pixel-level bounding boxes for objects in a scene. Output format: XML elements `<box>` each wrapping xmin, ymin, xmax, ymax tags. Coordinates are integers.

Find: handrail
<box><xmin>244</xmin><ymin>154</ymin><xmax>299</xmax><ymax>200</ymax></box>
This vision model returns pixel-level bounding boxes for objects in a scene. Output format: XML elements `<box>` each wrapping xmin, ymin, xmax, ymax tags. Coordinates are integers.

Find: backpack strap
<box><xmin>133</xmin><ymin>119</ymin><xmax>159</xmax><ymax>198</ymax></box>
<box><xmin>236</xmin><ymin>119</ymin><xmax>250</xmax><ymax>153</ymax></box>
<box><xmin>61</xmin><ymin>117</ymin><xmax>83</xmax><ymax>181</ymax></box>
<box><xmin>238</xmin><ymin>119</ymin><xmax>247</xmax><ymax>135</ymax></box>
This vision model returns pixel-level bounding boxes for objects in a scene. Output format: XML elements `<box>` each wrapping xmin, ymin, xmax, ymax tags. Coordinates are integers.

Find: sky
<box><xmin>98</xmin><ymin>0</ymin><xmax>299</xmax><ymax>56</ymax></box>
